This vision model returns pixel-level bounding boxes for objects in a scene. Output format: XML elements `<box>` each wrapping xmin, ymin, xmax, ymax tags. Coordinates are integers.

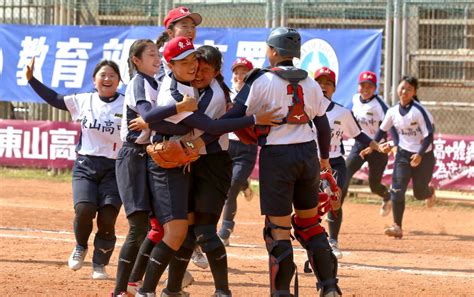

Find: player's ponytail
<box><xmin>128</xmin><ymin>39</ymin><xmax>155</xmax><ymax>79</ymax></box>
<box><xmin>195</xmin><ymin>45</ymin><xmax>231</xmax><ymax>103</ymax></box>
<box><xmin>156</xmin><ymin>23</ymin><xmax>174</xmax><ymax>50</ymax></box>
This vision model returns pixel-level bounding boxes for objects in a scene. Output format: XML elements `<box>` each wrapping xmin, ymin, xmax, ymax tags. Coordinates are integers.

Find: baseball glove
<box><xmin>146</xmin><ymin>139</ymin><xmax>200</xmax><ymax>169</ymax></box>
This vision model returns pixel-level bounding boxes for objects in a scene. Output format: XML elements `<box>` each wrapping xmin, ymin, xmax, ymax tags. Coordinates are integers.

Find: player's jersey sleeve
<box><xmin>343</xmin><ymin>110</ymin><xmax>363</xmax><ymax>138</ymax></box>
<box><xmin>414</xmin><ymin>103</ymin><xmax>434</xmax><ymax>138</ymax></box>
<box><xmin>243</xmin><ymin>75</ymin><xmax>266</xmax><ymax>117</ymax></box>
<box><xmin>313</xmin><ymin>82</ymin><xmax>330</xmax><ymax>117</ymax></box>
<box><xmin>64</xmin><ymin>93</ymin><xmax>88</xmax><ymax>121</ymax></box>
<box><xmin>379</xmin><ymin>107</ymin><xmax>395</xmax><ymax>132</ymax></box>
<box><xmin>158</xmin><ymin>75</ymin><xmax>194</xmax><ymax>124</ymax></box>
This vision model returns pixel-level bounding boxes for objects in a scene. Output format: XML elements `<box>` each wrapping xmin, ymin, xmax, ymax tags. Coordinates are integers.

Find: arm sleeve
<box><xmin>180</xmin><ymin>112</ymin><xmax>255</xmax><ymax>135</ymax></box>
<box><xmin>148</xmin><ymin>121</ymin><xmax>193</xmax><ymax>135</ymax></box>
<box><xmin>136</xmin><ymin>101</ymin><xmax>179</xmax><ymax>123</ymax></box>
<box><xmin>373</xmin><ymin>129</ymin><xmax>387</xmax><ymax>142</ymax></box>
<box><xmin>219</xmin><ymin>102</ymin><xmax>248</xmax><ymax>119</ymax></box>
<box><xmin>418</xmin><ymin>133</ymin><xmax>433</xmax><ymax>154</ymax></box>
<box><xmin>313</xmin><ymin>114</ymin><xmax>331</xmax><ymax>159</ymax></box>
<box><xmin>354</xmin><ymin>132</ymin><xmax>372</xmax><ymax>147</ymax></box>
<box><xmin>28</xmin><ymin>77</ymin><xmax>67</xmax><ymax>110</ymax></box>
<box><xmin>389</xmin><ymin>127</ymin><xmax>399</xmax><ymax>146</ymax></box>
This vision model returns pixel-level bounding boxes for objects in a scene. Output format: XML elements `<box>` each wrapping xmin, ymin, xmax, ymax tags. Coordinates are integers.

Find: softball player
<box><xmin>112</xmin><ymin>39</ymin><xmax>199</xmax><ymax>296</ymax></box>
<box><xmin>314</xmin><ymin>67</ymin><xmax>382</xmax><ymax>259</ymax></box>
<box><xmin>136</xmin><ymin>37</ymin><xmax>279</xmax><ymax>297</ymax></box>
<box><xmin>362</xmin><ymin>75</ymin><xmax>436</xmax><ymax>239</ymax></box>
<box><xmin>26</xmin><ymin>59</ymin><xmax>124</xmax><ymax>280</ymax></box>
<box><xmin>344</xmin><ymin>71</ymin><xmax>395</xmax><ymax>217</ymax></box>
<box><xmin>218</xmin><ymin>57</ymin><xmax>258</xmax><ymax>246</ymax></box>
<box><xmin>155</xmin><ymin>6</ymin><xmax>202</xmax><ymax>82</ymax></box>
<box><xmin>221</xmin><ymin>27</ymin><xmax>341</xmax><ymax>297</ymax></box>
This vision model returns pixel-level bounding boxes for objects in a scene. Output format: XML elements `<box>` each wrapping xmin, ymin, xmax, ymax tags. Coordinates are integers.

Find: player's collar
<box><xmin>98</xmin><ymin>92</ymin><xmax>120</xmax><ymax>103</ymax></box>
<box><xmin>275</xmin><ymin>60</ymin><xmax>294</xmax><ymax>67</ymax></box>
<box><xmin>137</xmin><ymin>71</ymin><xmax>159</xmax><ymax>90</ymax></box>
<box><xmin>398</xmin><ymin>101</ymin><xmax>413</xmax><ymax>116</ymax></box>
<box><xmin>359</xmin><ymin>94</ymin><xmax>376</xmax><ymax>104</ymax></box>
<box><xmin>326</xmin><ymin>100</ymin><xmax>335</xmax><ymax>112</ymax></box>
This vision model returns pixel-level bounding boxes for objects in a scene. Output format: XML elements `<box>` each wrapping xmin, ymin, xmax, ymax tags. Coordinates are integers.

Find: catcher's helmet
<box><xmin>266</xmin><ymin>27</ymin><xmax>301</xmax><ymax>58</ymax></box>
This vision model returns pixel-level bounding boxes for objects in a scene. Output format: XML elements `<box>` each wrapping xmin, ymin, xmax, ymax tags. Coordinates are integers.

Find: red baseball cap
<box><xmin>314</xmin><ymin>67</ymin><xmax>336</xmax><ymax>84</ymax></box>
<box><xmin>231</xmin><ymin>58</ymin><xmax>254</xmax><ymax>72</ymax></box>
<box><xmin>163</xmin><ymin>6</ymin><xmax>202</xmax><ymax>29</ymax></box>
<box><xmin>163</xmin><ymin>36</ymin><xmax>196</xmax><ymax>63</ymax></box>
<box><xmin>359</xmin><ymin>71</ymin><xmax>377</xmax><ymax>85</ymax></box>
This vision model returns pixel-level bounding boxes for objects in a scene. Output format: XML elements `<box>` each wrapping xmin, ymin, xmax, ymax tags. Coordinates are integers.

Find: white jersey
<box><xmin>64</xmin><ymin>92</ymin><xmax>124</xmax><ymax>159</ymax></box>
<box><xmin>192</xmin><ymin>79</ymin><xmax>229</xmax><ymax>154</ymax></box>
<box><xmin>121</xmin><ymin>72</ymin><xmax>159</xmax><ymax>144</ymax></box>
<box><xmin>152</xmin><ymin>74</ymin><xmax>196</xmax><ymax>142</ymax></box>
<box><xmin>380</xmin><ymin>101</ymin><xmax>434</xmax><ymax>153</ymax></box>
<box><xmin>241</xmin><ymin>66</ymin><xmax>329</xmax><ymax>145</ymax></box>
<box><xmin>325</xmin><ymin>102</ymin><xmax>363</xmax><ymax>158</ymax></box>
<box><xmin>351</xmin><ymin>94</ymin><xmax>389</xmax><ymax>138</ymax></box>
<box><xmin>228</xmin><ymin>89</ymin><xmax>239</xmax><ymax>141</ymax></box>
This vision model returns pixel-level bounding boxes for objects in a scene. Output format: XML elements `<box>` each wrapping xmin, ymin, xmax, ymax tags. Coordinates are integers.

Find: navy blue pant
<box><xmin>390</xmin><ymin>149</ymin><xmax>435</xmax><ymax>227</ymax></box>
<box><xmin>219</xmin><ymin>140</ymin><xmax>257</xmax><ymax>237</ymax></box>
<box><xmin>344</xmin><ymin>141</ymin><xmax>389</xmax><ymax>201</ymax></box>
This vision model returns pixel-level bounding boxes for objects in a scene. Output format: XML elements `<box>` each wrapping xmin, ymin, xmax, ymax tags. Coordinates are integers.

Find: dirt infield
<box><xmin>1</xmin><ymin>177</ymin><xmax>473</xmax><ymax>296</ymax></box>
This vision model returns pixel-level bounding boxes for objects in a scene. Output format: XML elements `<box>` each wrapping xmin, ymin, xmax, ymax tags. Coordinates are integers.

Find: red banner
<box><xmin>251</xmin><ymin>135</ymin><xmax>473</xmax><ymax>191</ymax></box>
<box><xmin>0</xmin><ymin>119</ymin><xmax>80</xmax><ymax>169</ymax></box>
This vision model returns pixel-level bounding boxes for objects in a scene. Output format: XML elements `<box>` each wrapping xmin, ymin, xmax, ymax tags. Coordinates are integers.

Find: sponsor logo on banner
<box><xmin>295</xmin><ymin>38</ymin><xmax>339</xmax><ymax>84</ymax></box>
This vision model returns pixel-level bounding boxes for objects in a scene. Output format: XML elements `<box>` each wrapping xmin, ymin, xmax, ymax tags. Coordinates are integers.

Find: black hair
<box><xmin>195</xmin><ymin>45</ymin><xmax>231</xmax><ymax>103</ymax></box>
<box><xmin>128</xmin><ymin>39</ymin><xmax>155</xmax><ymax>79</ymax></box>
<box><xmin>400</xmin><ymin>75</ymin><xmax>419</xmax><ymax>102</ymax></box>
<box><xmin>92</xmin><ymin>60</ymin><xmax>121</xmax><ymax>82</ymax></box>
<box><xmin>156</xmin><ymin>23</ymin><xmax>175</xmax><ymax>50</ymax></box>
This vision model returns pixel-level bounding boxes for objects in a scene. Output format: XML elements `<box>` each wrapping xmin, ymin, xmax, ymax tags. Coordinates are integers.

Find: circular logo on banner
<box><xmin>294</xmin><ymin>38</ymin><xmax>339</xmax><ymax>84</ymax></box>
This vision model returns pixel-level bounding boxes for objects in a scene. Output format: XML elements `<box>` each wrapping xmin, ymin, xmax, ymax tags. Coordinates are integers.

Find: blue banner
<box><xmin>0</xmin><ymin>24</ymin><xmax>382</xmax><ymax>107</ymax></box>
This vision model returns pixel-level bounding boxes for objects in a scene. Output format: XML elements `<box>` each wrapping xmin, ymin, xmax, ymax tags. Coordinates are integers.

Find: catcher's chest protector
<box><xmin>268</xmin><ymin>67</ymin><xmax>310</xmax><ymax>125</ymax></box>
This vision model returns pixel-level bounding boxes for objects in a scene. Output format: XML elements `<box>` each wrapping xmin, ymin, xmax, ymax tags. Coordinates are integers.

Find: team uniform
<box><xmin>28</xmin><ymin>76</ymin><xmax>123</xmax><ymax>279</ymax></box>
<box><xmin>218</xmin><ymin>90</ymin><xmax>258</xmax><ymax>243</ymax></box>
<box><xmin>375</xmin><ymin>100</ymin><xmax>435</xmax><ymax>230</ymax></box>
<box><xmin>231</xmin><ymin>59</ymin><xmax>340</xmax><ymax>296</ymax></box>
<box><xmin>113</xmin><ymin>71</ymin><xmax>158</xmax><ymax>295</ymax></box>
<box><xmin>321</xmin><ymin>101</ymin><xmax>373</xmax><ymax>256</ymax></box>
<box><xmin>344</xmin><ymin>94</ymin><xmax>391</xmax><ymax>202</ymax></box>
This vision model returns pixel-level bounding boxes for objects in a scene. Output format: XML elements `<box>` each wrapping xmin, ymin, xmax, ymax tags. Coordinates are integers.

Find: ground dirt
<box><xmin>0</xmin><ymin>177</ymin><xmax>473</xmax><ymax>296</ymax></box>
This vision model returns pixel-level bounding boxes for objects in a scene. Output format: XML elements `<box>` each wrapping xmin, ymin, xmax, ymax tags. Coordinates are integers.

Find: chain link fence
<box><xmin>1</xmin><ymin>0</ymin><xmax>473</xmax><ymax>135</ymax></box>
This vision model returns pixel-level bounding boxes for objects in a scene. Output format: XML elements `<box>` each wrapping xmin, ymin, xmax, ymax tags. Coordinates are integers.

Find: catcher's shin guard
<box><xmin>263</xmin><ymin>217</ymin><xmax>297</xmax><ymax>297</ymax></box>
<box><xmin>147</xmin><ymin>217</ymin><xmax>164</xmax><ymax>244</ymax></box>
<box><xmin>291</xmin><ymin>214</ymin><xmax>341</xmax><ymax>297</ymax></box>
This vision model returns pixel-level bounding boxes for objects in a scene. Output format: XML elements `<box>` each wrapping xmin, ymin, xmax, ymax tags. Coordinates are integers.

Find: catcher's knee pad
<box><xmin>194</xmin><ymin>224</ymin><xmax>222</xmax><ymax>253</ymax></box>
<box><xmin>147</xmin><ymin>217</ymin><xmax>164</xmax><ymax>244</ymax></box>
<box><xmin>92</xmin><ymin>235</ymin><xmax>116</xmax><ymax>265</ymax></box>
<box><xmin>263</xmin><ymin>217</ymin><xmax>296</xmax><ymax>297</ymax></box>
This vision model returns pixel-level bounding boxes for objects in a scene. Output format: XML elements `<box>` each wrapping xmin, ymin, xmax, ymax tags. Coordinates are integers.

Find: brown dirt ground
<box><xmin>0</xmin><ymin>177</ymin><xmax>473</xmax><ymax>296</ymax></box>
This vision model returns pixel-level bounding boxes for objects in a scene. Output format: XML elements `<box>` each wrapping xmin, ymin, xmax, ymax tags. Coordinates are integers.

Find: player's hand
<box><xmin>129</xmin><ymin>116</ymin><xmax>148</xmax><ymax>131</ymax></box>
<box><xmin>359</xmin><ymin>147</ymin><xmax>373</xmax><ymax>159</ymax></box>
<box><xmin>390</xmin><ymin>146</ymin><xmax>398</xmax><ymax>155</ymax></box>
<box><xmin>176</xmin><ymin>94</ymin><xmax>198</xmax><ymax>113</ymax></box>
<box><xmin>255</xmin><ymin>104</ymin><xmax>283</xmax><ymax>126</ymax></box>
<box><xmin>320</xmin><ymin>158</ymin><xmax>331</xmax><ymax>172</ymax></box>
<box><xmin>25</xmin><ymin>57</ymin><xmax>35</xmax><ymax>81</ymax></box>
<box><xmin>410</xmin><ymin>153</ymin><xmax>422</xmax><ymax>167</ymax></box>
<box><xmin>379</xmin><ymin>142</ymin><xmax>392</xmax><ymax>154</ymax></box>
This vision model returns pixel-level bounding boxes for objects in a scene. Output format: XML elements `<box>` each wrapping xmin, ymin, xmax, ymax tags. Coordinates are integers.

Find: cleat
<box><xmin>163</xmin><ymin>270</ymin><xmax>194</xmax><ymax>289</ymax></box>
<box><xmin>136</xmin><ymin>290</ymin><xmax>156</xmax><ymax>297</ymax></box>
<box><xmin>68</xmin><ymin>245</ymin><xmax>87</xmax><ymax>271</ymax></box>
<box><xmin>384</xmin><ymin>224</ymin><xmax>403</xmax><ymax>239</ymax></box>
<box><xmin>212</xmin><ymin>289</ymin><xmax>232</xmax><ymax>296</ymax></box>
<box><xmin>328</xmin><ymin>239</ymin><xmax>343</xmax><ymax>259</ymax></box>
<box><xmin>380</xmin><ymin>200</ymin><xmax>392</xmax><ymax>217</ymax></box>
<box><xmin>191</xmin><ymin>246</ymin><xmax>208</xmax><ymax>269</ymax></box>
<box><xmin>243</xmin><ymin>182</ymin><xmax>254</xmax><ymax>202</ymax></box>
<box><xmin>92</xmin><ymin>263</ymin><xmax>110</xmax><ymax>280</ymax></box>
<box><xmin>426</xmin><ymin>186</ymin><xmax>436</xmax><ymax>208</ymax></box>
<box><xmin>160</xmin><ymin>288</ymin><xmax>190</xmax><ymax>297</ymax></box>
<box><xmin>127</xmin><ymin>281</ymin><xmax>143</xmax><ymax>295</ymax></box>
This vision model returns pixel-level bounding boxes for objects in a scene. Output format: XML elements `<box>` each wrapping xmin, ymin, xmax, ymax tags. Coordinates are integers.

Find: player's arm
<box><xmin>136</xmin><ymin>94</ymin><xmax>198</xmax><ymax>124</ymax></box>
<box><xmin>313</xmin><ymin>114</ymin><xmax>331</xmax><ymax>169</ymax></box>
<box><xmin>26</xmin><ymin>57</ymin><xmax>68</xmax><ymax>111</ymax></box>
